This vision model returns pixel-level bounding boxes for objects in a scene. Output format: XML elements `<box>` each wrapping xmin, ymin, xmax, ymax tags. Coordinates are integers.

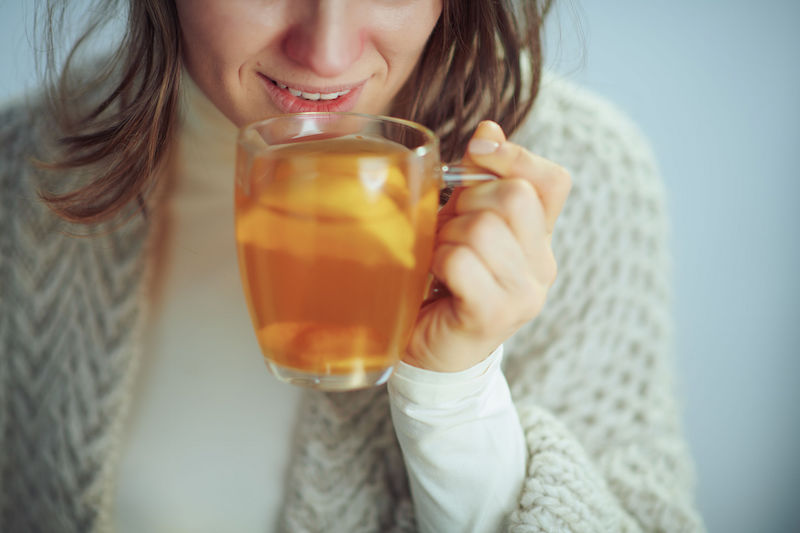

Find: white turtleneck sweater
<box><xmin>112</xmin><ymin>74</ymin><xmax>525</xmax><ymax>533</ymax></box>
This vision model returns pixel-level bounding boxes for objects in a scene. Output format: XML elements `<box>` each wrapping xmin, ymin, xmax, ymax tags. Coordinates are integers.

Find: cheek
<box><xmin>176</xmin><ymin>0</ymin><xmax>283</xmax><ymax>120</ymax></box>
<box><xmin>178</xmin><ymin>2</ymin><xmax>267</xmax><ymax>75</ymax></box>
<box><xmin>369</xmin><ymin>2</ymin><xmax>442</xmax><ymax>80</ymax></box>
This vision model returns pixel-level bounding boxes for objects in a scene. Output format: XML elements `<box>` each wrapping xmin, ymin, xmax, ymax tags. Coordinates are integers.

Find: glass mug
<box><xmin>234</xmin><ymin>112</ymin><xmax>493</xmax><ymax>391</ymax></box>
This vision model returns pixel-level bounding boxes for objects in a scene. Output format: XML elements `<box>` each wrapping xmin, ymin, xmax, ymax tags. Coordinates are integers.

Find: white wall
<box><xmin>3</xmin><ymin>1</ymin><xmax>799</xmax><ymax>531</ymax></box>
<box><xmin>544</xmin><ymin>2</ymin><xmax>800</xmax><ymax>532</ymax></box>
<box><xmin>1</xmin><ymin>1</ymin><xmax>39</xmax><ymax>102</ymax></box>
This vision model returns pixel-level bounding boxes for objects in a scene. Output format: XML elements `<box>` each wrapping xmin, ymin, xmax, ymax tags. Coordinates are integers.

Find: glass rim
<box><xmin>237</xmin><ymin>111</ymin><xmax>439</xmax><ymax>158</ymax></box>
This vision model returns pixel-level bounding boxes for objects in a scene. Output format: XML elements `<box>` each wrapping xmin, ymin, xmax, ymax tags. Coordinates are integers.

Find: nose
<box><xmin>283</xmin><ymin>2</ymin><xmax>365</xmax><ymax>78</ymax></box>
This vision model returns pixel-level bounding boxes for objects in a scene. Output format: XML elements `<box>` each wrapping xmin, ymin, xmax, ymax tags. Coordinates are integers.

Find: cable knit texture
<box><xmin>0</xmin><ymin>74</ymin><xmax>704</xmax><ymax>532</ymax></box>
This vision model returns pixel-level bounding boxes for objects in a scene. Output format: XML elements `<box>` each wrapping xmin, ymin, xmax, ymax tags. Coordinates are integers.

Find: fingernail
<box><xmin>468</xmin><ymin>139</ymin><xmax>500</xmax><ymax>155</ymax></box>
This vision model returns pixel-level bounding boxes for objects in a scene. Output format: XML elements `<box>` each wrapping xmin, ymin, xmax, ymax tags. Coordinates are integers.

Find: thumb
<box><xmin>439</xmin><ymin>121</ymin><xmax>507</xmax><ymax>217</ymax></box>
<box><xmin>462</xmin><ymin>121</ymin><xmax>507</xmax><ymax>167</ymax></box>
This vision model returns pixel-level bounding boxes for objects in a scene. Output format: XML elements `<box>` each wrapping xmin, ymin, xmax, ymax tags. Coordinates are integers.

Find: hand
<box><xmin>403</xmin><ymin>121</ymin><xmax>572</xmax><ymax>372</ymax></box>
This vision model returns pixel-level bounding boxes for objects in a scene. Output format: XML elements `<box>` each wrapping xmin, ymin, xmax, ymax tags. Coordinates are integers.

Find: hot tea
<box><xmin>235</xmin><ymin>135</ymin><xmax>439</xmax><ymax>387</ymax></box>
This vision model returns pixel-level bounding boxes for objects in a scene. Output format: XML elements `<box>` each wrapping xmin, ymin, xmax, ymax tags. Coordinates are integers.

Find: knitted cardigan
<box><xmin>0</xmin><ymin>74</ymin><xmax>705</xmax><ymax>532</ymax></box>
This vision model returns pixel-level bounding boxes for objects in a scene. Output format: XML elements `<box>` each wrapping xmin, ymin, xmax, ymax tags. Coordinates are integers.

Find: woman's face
<box><xmin>175</xmin><ymin>0</ymin><xmax>443</xmax><ymax>127</ymax></box>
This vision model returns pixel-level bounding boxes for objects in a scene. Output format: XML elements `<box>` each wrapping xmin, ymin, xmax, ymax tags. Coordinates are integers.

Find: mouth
<box><xmin>258</xmin><ymin>73</ymin><xmax>367</xmax><ymax>114</ymax></box>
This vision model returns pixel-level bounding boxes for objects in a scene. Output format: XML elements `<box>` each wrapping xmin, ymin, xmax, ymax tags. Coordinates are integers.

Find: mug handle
<box><xmin>423</xmin><ymin>164</ymin><xmax>498</xmax><ymax>305</ymax></box>
<box><xmin>441</xmin><ymin>164</ymin><xmax>496</xmax><ymax>187</ymax></box>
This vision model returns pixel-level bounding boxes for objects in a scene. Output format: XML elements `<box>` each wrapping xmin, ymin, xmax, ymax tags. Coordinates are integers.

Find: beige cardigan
<box><xmin>0</xmin><ymin>73</ymin><xmax>705</xmax><ymax>532</ymax></box>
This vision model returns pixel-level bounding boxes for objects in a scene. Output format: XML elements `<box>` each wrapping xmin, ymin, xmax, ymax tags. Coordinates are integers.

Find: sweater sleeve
<box><xmin>387</xmin><ymin>346</ymin><xmax>527</xmax><ymax>533</ymax></box>
<box><xmin>502</xmin><ymin>78</ymin><xmax>705</xmax><ymax>532</ymax></box>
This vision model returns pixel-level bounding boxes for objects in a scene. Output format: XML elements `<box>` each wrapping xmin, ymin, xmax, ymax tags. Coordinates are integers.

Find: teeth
<box><xmin>274</xmin><ymin>79</ymin><xmax>352</xmax><ymax>101</ymax></box>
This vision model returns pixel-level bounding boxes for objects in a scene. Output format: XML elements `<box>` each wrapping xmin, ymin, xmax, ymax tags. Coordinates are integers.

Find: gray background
<box><xmin>2</xmin><ymin>1</ymin><xmax>798</xmax><ymax>531</ymax></box>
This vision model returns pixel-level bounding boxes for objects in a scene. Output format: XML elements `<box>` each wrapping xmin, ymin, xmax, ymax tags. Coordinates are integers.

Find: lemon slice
<box><xmin>260</xmin><ymin>320</ymin><xmax>388</xmax><ymax>362</ymax></box>
<box><xmin>236</xmin><ymin>176</ymin><xmax>416</xmax><ymax>268</ymax></box>
<box><xmin>237</xmin><ymin>137</ymin><xmax>422</xmax><ymax>268</ymax></box>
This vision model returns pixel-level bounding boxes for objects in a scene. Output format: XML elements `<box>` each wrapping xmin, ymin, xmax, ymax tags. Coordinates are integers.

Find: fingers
<box><xmin>437</xmin><ymin>210</ymin><xmax>531</xmax><ymax>292</ymax></box>
<box><xmin>404</xmin><ymin>122</ymin><xmax>567</xmax><ymax>372</ymax></box>
<box><xmin>464</xmin><ymin>121</ymin><xmax>572</xmax><ymax>234</ymax></box>
<box><xmin>452</xmin><ymin>178</ymin><xmax>547</xmax><ymax>266</ymax></box>
<box><xmin>431</xmin><ymin>243</ymin><xmax>498</xmax><ymax>315</ymax></box>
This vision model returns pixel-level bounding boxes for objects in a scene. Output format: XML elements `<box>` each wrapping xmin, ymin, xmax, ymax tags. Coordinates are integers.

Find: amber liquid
<box><xmin>235</xmin><ymin>136</ymin><xmax>439</xmax><ymax>377</ymax></box>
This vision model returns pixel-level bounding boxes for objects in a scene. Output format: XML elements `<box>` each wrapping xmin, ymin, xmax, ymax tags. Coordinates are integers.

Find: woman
<box><xmin>0</xmin><ymin>0</ymin><xmax>704</xmax><ymax>531</ymax></box>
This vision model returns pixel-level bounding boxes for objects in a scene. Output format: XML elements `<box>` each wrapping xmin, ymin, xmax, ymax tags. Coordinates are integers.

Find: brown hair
<box><xmin>40</xmin><ymin>0</ymin><xmax>551</xmax><ymax>224</ymax></box>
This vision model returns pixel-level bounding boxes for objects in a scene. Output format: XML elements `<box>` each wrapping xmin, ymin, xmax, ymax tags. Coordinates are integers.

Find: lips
<box><xmin>258</xmin><ymin>73</ymin><xmax>366</xmax><ymax>113</ymax></box>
